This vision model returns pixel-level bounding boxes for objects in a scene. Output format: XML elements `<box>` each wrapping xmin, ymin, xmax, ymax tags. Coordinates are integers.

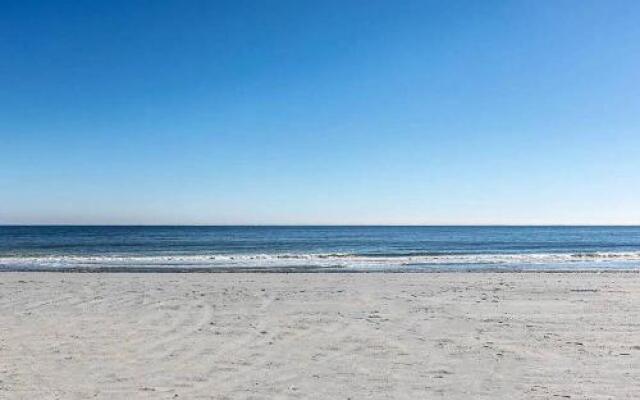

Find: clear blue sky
<box><xmin>1</xmin><ymin>0</ymin><xmax>639</xmax><ymax>225</ymax></box>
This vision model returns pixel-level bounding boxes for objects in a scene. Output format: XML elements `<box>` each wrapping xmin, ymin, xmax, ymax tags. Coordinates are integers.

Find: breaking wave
<box><xmin>2</xmin><ymin>251</ymin><xmax>640</xmax><ymax>271</ymax></box>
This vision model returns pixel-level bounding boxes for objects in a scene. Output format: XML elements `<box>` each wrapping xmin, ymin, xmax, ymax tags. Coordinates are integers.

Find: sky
<box><xmin>1</xmin><ymin>0</ymin><xmax>639</xmax><ymax>225</ymax></box>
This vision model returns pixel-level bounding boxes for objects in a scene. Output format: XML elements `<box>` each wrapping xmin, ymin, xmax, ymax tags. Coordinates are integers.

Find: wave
<box><xmin>2</xmin><ymin>251</ymin><xmax>640</xmax><ymax>271</ymax></box>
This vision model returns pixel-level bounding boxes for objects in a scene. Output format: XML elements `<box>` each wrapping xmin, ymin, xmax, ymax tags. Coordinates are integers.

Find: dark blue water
<box><xmin>1</xmin><ymin>226</ymin><xmax>640</xmax><ymax>271</ymax></box>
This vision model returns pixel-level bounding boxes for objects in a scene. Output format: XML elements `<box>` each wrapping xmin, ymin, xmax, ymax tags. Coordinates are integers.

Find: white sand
<box><xmin>1</xmin><ymin>272</ymin><xmax>639</xmax><ymax>399</ymax></box>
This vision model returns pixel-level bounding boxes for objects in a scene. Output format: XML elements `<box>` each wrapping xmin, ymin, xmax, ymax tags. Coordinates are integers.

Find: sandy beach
<box><xmin>1</xmin><ymin>272</ymin><xmax>639</xmax><ymax>399</ymax></box>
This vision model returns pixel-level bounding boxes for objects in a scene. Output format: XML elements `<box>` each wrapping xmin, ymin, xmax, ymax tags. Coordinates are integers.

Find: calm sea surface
<box><xmin>1</xmin><ymin>226</ymin><xmax>640</xmax><ymax>272</ymax></box>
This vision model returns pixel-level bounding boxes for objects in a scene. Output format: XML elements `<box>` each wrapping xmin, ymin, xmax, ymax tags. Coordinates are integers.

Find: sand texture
<box><xmin>1</xmin><ymin>272</ymin><xmax>639</xmax><ymax>399</ymax></box>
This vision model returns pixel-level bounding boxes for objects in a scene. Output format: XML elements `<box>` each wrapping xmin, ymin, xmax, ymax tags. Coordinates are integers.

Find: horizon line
<box><xmin>2</xmin><ymin>224</ymin><xmax>640</xmax><ymax>228</ymax></box>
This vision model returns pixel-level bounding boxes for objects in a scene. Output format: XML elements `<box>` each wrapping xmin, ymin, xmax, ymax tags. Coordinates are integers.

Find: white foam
<box><xmin>2</xmin><ymin>251</ymin><xmax>640</xmax><ymax>270</ymax></box>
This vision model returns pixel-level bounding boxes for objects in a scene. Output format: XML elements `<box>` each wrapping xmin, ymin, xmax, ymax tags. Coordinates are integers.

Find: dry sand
<box><xmin>1</xmin><ymin>272</ymin><xmax>639</xmax><ymax>399</ymax></box>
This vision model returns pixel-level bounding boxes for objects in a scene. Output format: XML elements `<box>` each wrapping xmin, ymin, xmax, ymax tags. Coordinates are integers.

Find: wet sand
<box><xmin>1</xmin><ymin>272</ymin><xmax>639</xmax><ymax>399</ymax></box>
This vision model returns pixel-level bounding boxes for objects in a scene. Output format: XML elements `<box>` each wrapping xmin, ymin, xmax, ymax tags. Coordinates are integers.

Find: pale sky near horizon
<box><xmin>1</xmin><ymin>0</ymin><xmax>639</xmax><ymax>225</ymax></box>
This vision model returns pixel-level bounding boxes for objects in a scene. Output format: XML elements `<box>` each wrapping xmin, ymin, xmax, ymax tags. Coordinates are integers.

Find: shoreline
<box><xmin>2</xmin><ymin>267</ymin><xmax>640</xmax><ymax>273</ymax></box>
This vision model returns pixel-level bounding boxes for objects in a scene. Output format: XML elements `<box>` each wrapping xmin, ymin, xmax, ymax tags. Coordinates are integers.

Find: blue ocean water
<box><xmin>1</xmin><ymin>226</ymin><xmax>640</xmax><ymax>272</ymax></box>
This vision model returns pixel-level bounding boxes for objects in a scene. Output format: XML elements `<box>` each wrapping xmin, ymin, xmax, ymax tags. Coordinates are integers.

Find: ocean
<box><xmin>1</xmin><ymin>226</ymin><xmax>640</xmax><ymax>272</ymax></box>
